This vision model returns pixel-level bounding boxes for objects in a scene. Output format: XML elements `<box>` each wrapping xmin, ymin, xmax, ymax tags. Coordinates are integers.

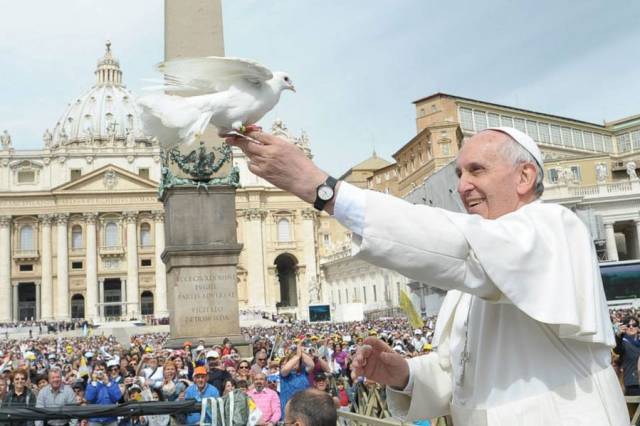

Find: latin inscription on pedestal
<box><xmin>170</xmin><ymin>265</ymin><xmax>240</xmax><ymax>338</ymax></box>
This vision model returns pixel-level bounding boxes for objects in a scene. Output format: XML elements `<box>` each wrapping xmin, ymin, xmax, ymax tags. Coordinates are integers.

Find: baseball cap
<box><xmin>193</xmin><ymin>366</ymin><xmax>208</xmax><ymax>376</ymax></box>
<box><xmin>195</xmin><ymin>345</ymin><xmax>205</xmax><ymax>352</ymax></box>
<box><xmin>206</xmin><ymin>350</ymin><xmax>220</xmax><ymax>359</ymax></box>
<box><xmin>414</xmin><ymin>329</ymin><xmax>422</xmax><ymax>335</ymax></box>
<box><xmin>107</xmin><ymin>360</ymin><xmax>119</xmax><ymax>369</ymax></box>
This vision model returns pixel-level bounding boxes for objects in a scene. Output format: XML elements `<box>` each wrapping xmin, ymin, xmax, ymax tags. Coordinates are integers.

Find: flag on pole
<box><xmin>399</xmin><ymin>289</ymin><xmax>424</xmax><ymax>329</ymax></box>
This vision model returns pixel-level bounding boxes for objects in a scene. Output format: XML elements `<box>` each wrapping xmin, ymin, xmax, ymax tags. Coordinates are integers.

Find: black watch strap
<box><xmin>313</xmin><ymin>176</ymin><xmax>338</xmax><ymax>211</ymax></box>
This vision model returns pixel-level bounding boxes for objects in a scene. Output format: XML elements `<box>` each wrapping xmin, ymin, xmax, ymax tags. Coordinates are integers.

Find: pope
<box><xmin>227</xmin><ymin>126</ymin><xmax>627</xmax><ymax>425</ymax></box>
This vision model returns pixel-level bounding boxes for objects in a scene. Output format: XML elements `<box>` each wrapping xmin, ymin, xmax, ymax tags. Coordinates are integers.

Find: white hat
<box><xmin>195</xmin><ymin>345</ymin><xmax>205</xmax><ymax>352</ymax></box>
<box><xmin>84</xmin><ymin>351</ymin><xmax>94</xmax><ymax>358</ymax></box>
<box><xmin>106</xmin><ymin>359</ymin><xmax>119</xmax><ymax>368</ymax></box>
<box><xmin>485</xmin><ymin>127</ymin><xmax>544</xmax><ymax>169</ymax></box>
<box><xmin>414</xmin><ymin>329</ymin><xmax>422</xmax><ymax>335</ymax></box>
<box><xmin>205</xmin><ymin>350</ymin><xmax>219</xmax><ymax>359</ymax></box>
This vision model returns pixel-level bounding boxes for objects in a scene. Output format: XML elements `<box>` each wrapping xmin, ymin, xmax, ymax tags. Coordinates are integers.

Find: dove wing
<box><xmin>155</xmin><ymin>56</ymin><xmax>273</xmax><ymax>94</ymax></box>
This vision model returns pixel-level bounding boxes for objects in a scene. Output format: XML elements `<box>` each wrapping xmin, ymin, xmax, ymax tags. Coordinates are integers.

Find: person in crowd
<box><xmin>410</xmin><ymin>329</ymin><xmax>427</xmax><ymax>353</ymax></box>
<box><xmin>85</xmin><ymin>361</ymin><xmax>122</xmax><ymax>426</ymax></box>
<box><xmin>35</xmin><ymin>368</ymin><xmax>78</xmax><ymax>426</ymax></box>
<box><xmin>184</xmin><ymin>367</ymin><xmax>219</xmax><ymax>426</ymax></box>
<box><xmin>0</xmin><ymin>376</ymin><xmax>7</xmax><ymax>404</ymax></box>
<box><xmin>246</xmin><ymin>373</ymin><xmax>281</xmax><ymax>426</ymax></box>
<box><xmin>283</xmin><ymin>389</ymin><xmax>337</xmax><ymax>426</ymax></box>
<box><xmin>227</xmin><ymin>126</ymin><xmax>627</xmax><ymax>425</ymax></box>
<box><xmin>279</xmin><ymin>345</ymin><xmax>313</xmax><ymax>416</ymax></box>
<box><xmin>205</xmin><ymin>351</ymin><xmax>230</xmax><ymax>395</ymax></box>
<box><xmin>614</xmin><ymin>316</ymin><xmax>640</xmax><ymax>395</ymax></box>
<box><xmin>72</xmin><ymin>380</ymin><xmax>86</xmax><ymax>405</ymax></box>
<box><xmin>306</xmin><ymin>348</ymin><xmax>331</xmax><ymax>387</ymax></box>
<box><xmin>105</xmin><ymin>360</ymin><xmax>121</xmax><ymax>388</ymax></box>
<box><xmin>3</xmin><ymin>368</ymin><xmax>36</xmax><ymax>426</ymax></box>
<box><xmin>236</xmin><ymin>360</ymin><xmax>252</xmax><ymax>383</ymax></box>
<box><xmin>157</xmin><ymin>360</ymin><xmax>184</xmax><ymax>402</ymax></box>
<box><xmin>171</xmin><ymin>355</ymin><xmax>191</xmax><ymax>381</ymax></box>
<box><xmin>222</xmin><ymin>378</ymin><xmax>236</xmax><ymax>396</ymax></box>
<box><xmin>251</xmin><ymin>350</ymin><xmax>269</xmax><ymax>376</ymax></box>
<box><xmin>335</xmin><ymin>378</ymin><xmax>350</xmax><ymax>408</ymax></box>
<box><xmin>311</xmin><ymin>373</ymin><xmax>340</xmax><ymax>408</ymax></box>
<box><xmin>138</xmin><ymin>354</ymin><xmax>163</xmax><ymax>390</ymax></box>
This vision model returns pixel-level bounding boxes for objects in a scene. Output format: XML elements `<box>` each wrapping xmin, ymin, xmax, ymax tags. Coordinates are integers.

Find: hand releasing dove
<box><xmin>138</xmin><ymin>56</ymin><xmax>295</xmax><ymax>148</ymax></box>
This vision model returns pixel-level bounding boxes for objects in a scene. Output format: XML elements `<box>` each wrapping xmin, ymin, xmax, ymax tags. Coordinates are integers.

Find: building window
<box><xmin>473</xmin><ymin>111</ymin><xmax>487</xmax><ymax>131</ymax></box>
<box><xmin>141</xmin><ymin>291</ymin><xmax>154</xmax><ymax>315</ymax></box>
<box><xmin>140</xmin><ymin>223</ymin><xmax>152</xmax><ymax>247</ymax></box>
<box><xmin>632</xmin><ymin>131</ymin><xmax>640</xmax><ymax>151</ymax></box>
<box><xmin>526</xmin><ymin>121</ymin><xmax>539</xmax><ymax>141</ymax></box>
<box><xmin>71</xmin><ymin>225</ymin><xmax>83</xmax><ymax>250</ymax></box>
<box><xmin>141</xmin><ymin>258</ymin><xmax>152</xmax><ymax>267</ymax></box>
<box><xmin>323</xmin><ymin>234</ymin><xmax>330</xmax><ymax>246</ymax></box>
<box><xmin>20</xmin><ymin>225</ymin><xmax>34</xmax><ymax>250</ymax></box>
<box><xmin>513</xmin><ymin>118</ymin><xmax>526</xmax><ymax>133</ymax></box>
<box><xmin>17</xmin><ymin>170</ymin><xmax>35</xmax><ymax>184</ymax></box>
<box><xmin>561</xmin><ymin>127</ymin><xmax>573</xmax><ymax>148</ymax></box>
<box><xmin>459</xmin><ymin>107</ymin><xmax>474</xmax><ymax>131</ymax></box>
<box><xmin>572</xmin><ymin>129</ymin><xmax>585</xmax><ymax>150</ymax></box>
<box><xmin>550</xmin><ymin>125</ymin><xmax>562</xmax><ymax>145</ymax></box>
<box><xmin>277</xmin><ymin>218</ymin><xmax>290</xmax><ymax>242</ymax></box>
<box><xmin>71</xmin><ymin>261</ymin><xmax>83</xmax><ymax>270</ymax></box>
<box><xmin>583</xmin><ymin>132</ymin><xmax>595</xmax><ymax>151</ymax></box>
<box><xmin>105</xmin><ymin>222</ymin><xmax>118</xmax><ymax>247</ymax></box>
<box><xmin>19</xmin><ymin>264</ymin><xmax>33</xmax><ymax>272</ymax></box>
<box><xmin>548</xmin><ymin>169</ymin><xmax>559</xmax><ymax>184</ymax></box>
<box><xmin>488</xmin><ymin>113</ymin><xmax>500</xmax><ymax>128</ymax></box>
<box><xmin>70</xmin><ymin>169</ymin><xmax>82</xmax><ymax>181</ymax></box>
<box><xmin>500</xmin><ymin>115</ymin><xmax>514</xmax><ymax>128</ymax></box>
<box><xmin>138</xmin><ymin>168</ymin><xmax>150</xmax><ymax>180</ymax></box>
<box><xmin>570</xmin><ymin>166</ymin><xmax>581</xmax><ymax>182</ymax></box>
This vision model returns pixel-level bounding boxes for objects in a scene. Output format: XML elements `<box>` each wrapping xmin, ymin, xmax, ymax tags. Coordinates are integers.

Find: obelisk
<box><xmin>162</xmin><ymin>0</ymin><xmax>247</xmax><ymax>355</ymax></box>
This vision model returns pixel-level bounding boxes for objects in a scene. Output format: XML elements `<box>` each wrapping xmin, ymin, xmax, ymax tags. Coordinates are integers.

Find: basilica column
<box><xmin>604</xmin><ymin>222</ymin><xmax>619</xmax><ymax>262</ymax></box>
<box><xmin>84</xmin><ymin>213</ymin><xmax>98</xmax><ymax>321</ymax></box>
<box><xmin>12</xmin><ymin>283</ymin><xmax>18</xmax><ymax>321</ymax></box>
<box><xmin>153</xmin><ymin>211</ymin><xmax>168</xmax><ymax>317</ymax></box>
<box><xmin>56</xmin><ymin>214</ymin><xmax>70</xmax><ymax>320</ymax></box>
<box><xmin>0</xmin><ymin>216</ymin><xmax>12</xmax><ymax>322</ymax></box>
<box><xmin>300</xmin><ymin>209</ymin><xmax>319</xmax><ymax>315</ymax></box>
<box><xmin>123</xmin><ymin>212</ymin><xmax>139</xmax><ymax>318</ymax></box>
<box><xmin>245</xmin><ymin>209</ymin><xmax>267</xmax><ymax>309</ymax></box>
<box><xmin>39</xmin><ymin>215</ymin><xmax>54</xmax><ymax>320</ymax></box>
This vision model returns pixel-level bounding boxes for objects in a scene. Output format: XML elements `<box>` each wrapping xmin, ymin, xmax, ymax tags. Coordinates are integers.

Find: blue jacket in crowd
<box><xmin>85</xmin><ymin>379</ymin><xmax>123</xmax><ymax>424</ymax></box>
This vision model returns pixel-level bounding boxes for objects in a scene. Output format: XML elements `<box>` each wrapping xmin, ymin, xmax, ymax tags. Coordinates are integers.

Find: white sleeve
<box><xmin>333</xmin><ymin>181</ymin><xmax>365</xmax><ymax>236</ymax></box>
<box><xmin>348</xmin><ymin>188</ymin><xmax>501</xmax><ymax>300</ymax></box>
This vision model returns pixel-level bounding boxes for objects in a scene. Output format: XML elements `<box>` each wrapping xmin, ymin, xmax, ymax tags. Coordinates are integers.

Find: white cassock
<box><xmin>334</xmin><ymin>182</ymin><xmax>627</xmax><ymax>426</ymax></box>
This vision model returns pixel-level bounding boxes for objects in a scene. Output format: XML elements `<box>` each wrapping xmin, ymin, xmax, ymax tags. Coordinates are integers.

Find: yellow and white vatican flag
<box><xmin>399</xmin><ymin>289</ymin><xmax>423</xmax><ymax>329</ymax></box>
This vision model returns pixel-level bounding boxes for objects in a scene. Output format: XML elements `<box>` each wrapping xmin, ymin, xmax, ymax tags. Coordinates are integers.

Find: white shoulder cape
<box><xmin>352</xmin><ymin>190</ymin><xmax>614</xmax><ymax>347</ymax></box>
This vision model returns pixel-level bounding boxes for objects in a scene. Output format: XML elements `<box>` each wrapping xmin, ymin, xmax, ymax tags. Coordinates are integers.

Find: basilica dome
<box><xmin>46</xmin><ymin>42</ymin><xmax>152</xmax><ymax>149</ymax></box>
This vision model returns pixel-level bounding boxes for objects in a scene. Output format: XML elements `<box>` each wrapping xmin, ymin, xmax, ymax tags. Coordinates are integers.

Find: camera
<box><xmin>96</xmin><ymin>371</ymin><xmax>104</xmax><ymax>379</ymax></box>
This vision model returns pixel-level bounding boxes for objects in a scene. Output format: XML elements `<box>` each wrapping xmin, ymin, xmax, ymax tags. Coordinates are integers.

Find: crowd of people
<box><xmin>0</xmin><ymin>308</ymin><xmax>635</xmax><ymax>425</ymax></box>
<box><xmin>0</xmin><ymin>317</ymin><xmax>438</xmax><ymax>425</ymax></box>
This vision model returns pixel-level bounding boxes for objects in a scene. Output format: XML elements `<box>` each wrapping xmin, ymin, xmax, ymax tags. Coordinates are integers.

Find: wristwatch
<box><xmin>313</xmin><ymin>176</ymin><xmax>338</xmax><ymax>211</ymax></box>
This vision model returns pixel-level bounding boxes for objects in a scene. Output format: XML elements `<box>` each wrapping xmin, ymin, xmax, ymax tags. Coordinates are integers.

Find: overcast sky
<box><xmin>1</xmin><ymin>1</ymin><xmax>639</xmax><ymax>176</ymax></box>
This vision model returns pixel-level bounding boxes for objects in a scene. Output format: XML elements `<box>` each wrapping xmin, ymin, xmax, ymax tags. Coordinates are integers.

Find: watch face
<box><xmin>318</xmin><ymin>185</ymin><xmax>334</xmax><ymax>201</ymax></box>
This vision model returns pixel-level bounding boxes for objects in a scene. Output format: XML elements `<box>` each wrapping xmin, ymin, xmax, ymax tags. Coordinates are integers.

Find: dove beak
<box><xmin>289</xmin><ymin>84</ymin><xmax>296</xmax><ymax>93</ymax></box>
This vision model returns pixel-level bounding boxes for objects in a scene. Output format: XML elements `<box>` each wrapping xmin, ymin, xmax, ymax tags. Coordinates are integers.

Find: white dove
<box><xmin>138</xmin><ymin>56</ymin><xmax>295</xmax><ymax>148</ymax></box>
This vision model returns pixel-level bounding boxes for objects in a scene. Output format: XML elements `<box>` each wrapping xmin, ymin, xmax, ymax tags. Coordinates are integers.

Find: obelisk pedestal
<box><xmin>161</xmin><ymin>186</ymin><xmax>249</xmax><ymax>356</ymax></box>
